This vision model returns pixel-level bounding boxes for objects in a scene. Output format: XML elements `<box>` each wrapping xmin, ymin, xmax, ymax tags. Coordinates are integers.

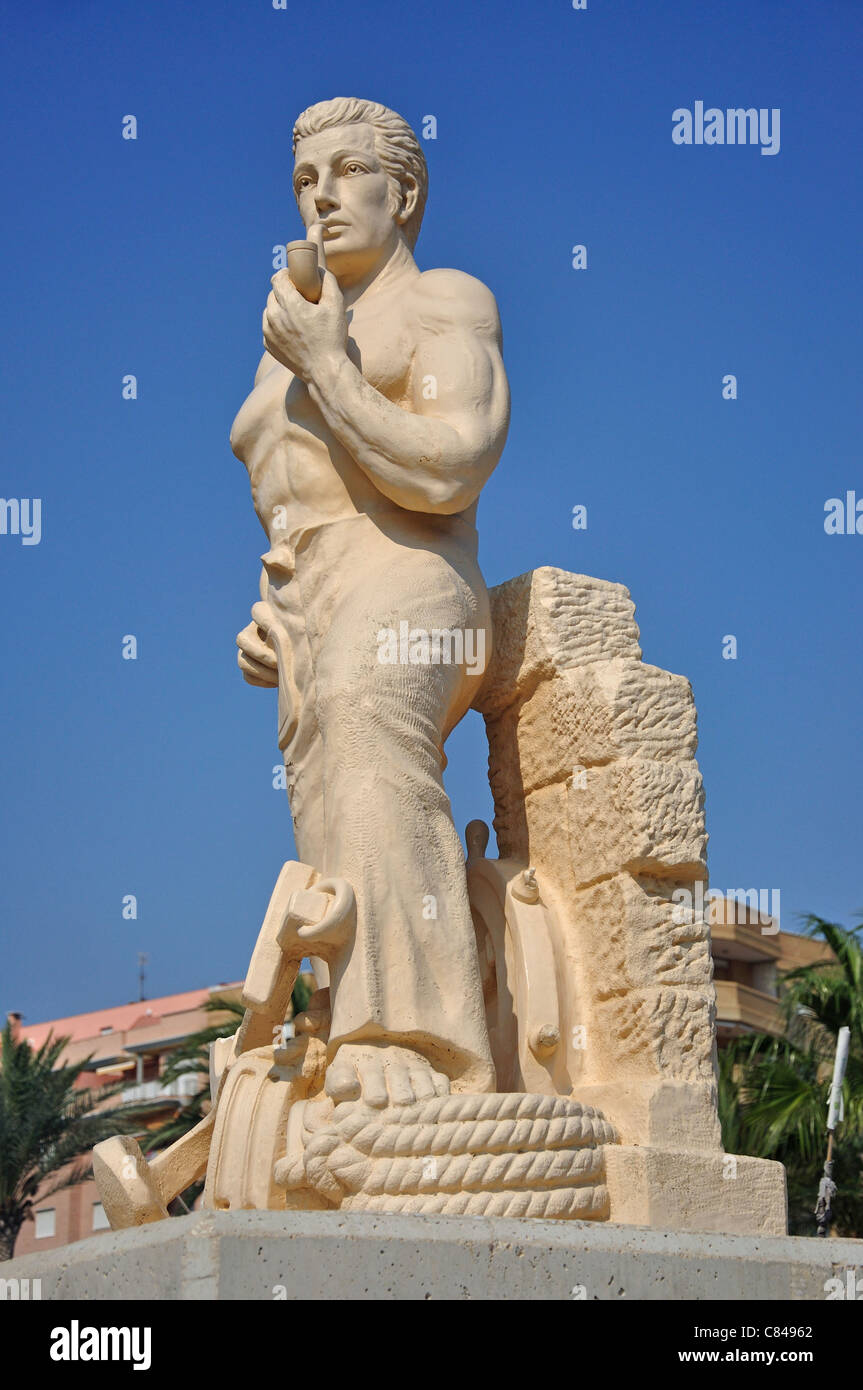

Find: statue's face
<box><xmin>293</xmin><ymin>123</ymin><xmax>401</xmax><ymax>278</ymax></box>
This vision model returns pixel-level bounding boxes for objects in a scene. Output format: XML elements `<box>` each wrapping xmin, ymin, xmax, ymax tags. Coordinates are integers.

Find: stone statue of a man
<box><xmin>230</xmin><ymin>98</ymin><xmax>509</xmax><ymax>1108</ymax></box>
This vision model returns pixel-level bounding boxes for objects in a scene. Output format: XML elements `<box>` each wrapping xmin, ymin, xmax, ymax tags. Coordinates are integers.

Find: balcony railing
<box><xmin>715</xmin><ymin>980</ymin><xmax>782</xmax><ymax>1035</ymax></box>
<box><xmin>121</xmin><ymin>1073</ymin><xmax>202</xmax><ymax>1105</ymax></box>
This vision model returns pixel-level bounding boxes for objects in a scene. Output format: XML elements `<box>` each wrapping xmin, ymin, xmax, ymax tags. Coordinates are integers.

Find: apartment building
<box><xmin>709</xmin><ymin>897</ymin><xmax>833</xmax><ymax>1044</ymax></box>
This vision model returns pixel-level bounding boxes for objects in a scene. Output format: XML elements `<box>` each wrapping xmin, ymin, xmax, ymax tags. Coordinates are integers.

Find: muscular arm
<box><xmin>306</xmin><ymin>270</ymin><xmax>509</xmax><ymax>515</ymax></box>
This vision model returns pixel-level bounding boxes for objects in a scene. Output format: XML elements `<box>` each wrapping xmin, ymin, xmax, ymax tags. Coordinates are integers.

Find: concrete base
<box><xmin>4</xmin><ymin>1210</ymin><xmax>861</xmax><ymax>1301</ymax></box>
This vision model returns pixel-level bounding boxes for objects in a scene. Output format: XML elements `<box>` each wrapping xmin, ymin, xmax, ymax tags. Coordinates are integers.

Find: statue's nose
<box><xmin>314</xmin><ymin>173</ymin><xmax>339</xmax><ymax>214</ymax></box>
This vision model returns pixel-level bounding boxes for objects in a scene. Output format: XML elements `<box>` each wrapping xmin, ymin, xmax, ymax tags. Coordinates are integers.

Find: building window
<box><xmin>92</xmin><ymin>1203</ymin><xmax>110</xmax><ymax>1231</ymax></box>
<box><xmin>34</xmin><ymin>1208</ymin><xmax>56</xmax><ymax>1239</ymax></box>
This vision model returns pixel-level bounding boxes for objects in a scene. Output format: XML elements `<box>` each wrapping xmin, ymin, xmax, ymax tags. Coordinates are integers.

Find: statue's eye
<box><xmin>295</xmin><ymin>176</ymin><xmax>314</xmax><ymax>192</ymax></box>
<box><xmin>343</xmin><ymin>162</ymin><xmax>364</xmax><ymax>175</ymax></box>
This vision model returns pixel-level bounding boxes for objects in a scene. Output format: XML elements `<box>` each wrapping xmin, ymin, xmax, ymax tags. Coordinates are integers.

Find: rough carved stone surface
<box><xmin>485</xmin><ymin>659</ymin><xmax>699</xmax><ymax>797</ymax></box>
<box><xmin>477</xmin><ymin>568</ymin><xmax>642</xmax><ymax>718</ymax></box>
<box><xmin>475</xmin><ymin>567</ymin><xmax>719</xmax><ymax>1131</ymax></box>
<box><xmin>571</xmin><ymin>874</ymin><xmax>712</xmax><ymax>997</ymax></box>
<box><xmin>564</xmin><ymin>758</ymin><xmax>708</xmax><ymax>884</ymax></box>
<box><xmin>594</xmin><ymin>988</ymin><xmax>717</xmax><ymax>1083</ymax></box>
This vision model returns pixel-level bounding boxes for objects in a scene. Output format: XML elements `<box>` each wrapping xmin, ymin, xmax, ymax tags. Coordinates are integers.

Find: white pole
<box><xmin>816</xmin><ymin>1026</ymin><xmax>851</xmax><ymax>1236</ymax></box>
<box><xmin>827</xmin><ymin>1026</ymin><xmax>851</xmax><ymax>1131</ymax></box>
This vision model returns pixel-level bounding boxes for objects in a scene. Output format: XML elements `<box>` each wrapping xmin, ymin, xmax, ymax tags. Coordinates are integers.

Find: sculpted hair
<box><xmin>292</xmin><ymin>98</ymin><xmax>428</xmax><ymax>249</ymax></box>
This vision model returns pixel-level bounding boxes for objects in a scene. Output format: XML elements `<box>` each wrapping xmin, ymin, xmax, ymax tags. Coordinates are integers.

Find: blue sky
<box><xmin>1</xmin><ymin>0</ymin><xmax>861</xmax><ymax>1023</ymax></box>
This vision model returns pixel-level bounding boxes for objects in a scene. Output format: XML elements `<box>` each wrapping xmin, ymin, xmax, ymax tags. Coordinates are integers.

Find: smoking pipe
<box><xmin>286</xmin><ymin>238</ymin><xmax>324</xmax><ymax>303</ymax></box>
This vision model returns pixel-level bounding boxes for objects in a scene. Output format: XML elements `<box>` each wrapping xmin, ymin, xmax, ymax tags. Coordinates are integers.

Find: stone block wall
<box><xmin>474</xmin><ymin>569</ymin><xmax>720</xmax><ymax>1147</ymax></box>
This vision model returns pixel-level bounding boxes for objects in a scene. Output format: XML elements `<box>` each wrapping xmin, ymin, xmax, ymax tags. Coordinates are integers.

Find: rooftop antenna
<box><xmin>137</xmin><ymin>952</ymin><xmax>148</xmax><ymax>1002</ymax></box>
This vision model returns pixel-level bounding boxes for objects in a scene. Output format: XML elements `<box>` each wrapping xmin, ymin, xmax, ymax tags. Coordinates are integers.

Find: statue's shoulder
<box><xmin>410</xmin><ymin>268</ymin><xmax>502</xmax><ymax>337</ymax></box>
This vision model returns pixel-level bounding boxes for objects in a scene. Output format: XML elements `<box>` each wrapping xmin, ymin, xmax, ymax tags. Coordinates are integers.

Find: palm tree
<box><xmin>0</xmin><ymin>1021</ymin><xmax>139</xmax><ymax>1261</ymax></box>
<box><xmin>719</xmin><ymin>914</ymin><xmax>863</xmax><ymax>1235</ymax></box>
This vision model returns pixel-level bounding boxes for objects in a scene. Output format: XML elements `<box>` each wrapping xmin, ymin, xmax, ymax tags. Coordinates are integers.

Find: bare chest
<box><xmin>231</xmin><ymin>298</ymin><xmax>415</xmax><ymax>461</ymax></box>
<box><xmin>342</xmin><ymin>298</ymin><xmax>415</xmax><ymax>402</ymax></box>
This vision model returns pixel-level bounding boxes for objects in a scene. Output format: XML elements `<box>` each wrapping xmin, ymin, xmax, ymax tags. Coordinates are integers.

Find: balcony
<box><xmin>121</xmin><ymin>1074</ymin><xmax>202</xmax><ymax>1105</ymax></box>
<box><xmin>710</xmin><ymin>917</ymin><xmax>783</xmax><ymax>964</ymax></box>
<box><xmin>714</xmin><ymin>980</ymin><xmax>783</xmax><ymax>1037</ymax></box>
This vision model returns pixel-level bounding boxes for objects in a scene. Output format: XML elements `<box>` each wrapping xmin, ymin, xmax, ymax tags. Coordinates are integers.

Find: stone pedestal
<box><xmin>3</xmin><ymin>1210</ymin><xmax>859</xmax><ymax>1301</ymax></box>
<box><xmin>603</xmin><ymin>1148</ymin><xmax>787</xmax><ymax>1235</ymax></box>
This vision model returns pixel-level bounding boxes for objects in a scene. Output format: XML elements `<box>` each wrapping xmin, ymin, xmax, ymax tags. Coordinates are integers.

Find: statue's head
<box><xmin>292</xmin><ymin>98</ymin><xmax>428</xmax><ymax>278</ymax></box>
